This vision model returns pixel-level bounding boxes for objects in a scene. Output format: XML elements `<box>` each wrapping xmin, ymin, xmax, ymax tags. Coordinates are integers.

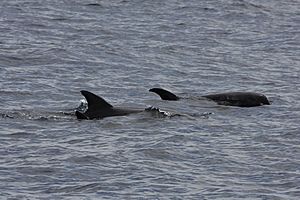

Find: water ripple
<box><xmin>1</xmin><ymin>0</ymin><xmax>300</xmax><ymax>199</ymax></box>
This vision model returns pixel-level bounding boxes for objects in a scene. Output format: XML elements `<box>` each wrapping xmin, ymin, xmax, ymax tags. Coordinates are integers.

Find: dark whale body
<box><xmin>75</xmin><ymin>90</ymin><xmax>142</xmax><ymax>120</ymax></box>
<box><xmin>149</xmin><ymin>88</ymin><xmax>270</xmax><ymax>107</ymax></box>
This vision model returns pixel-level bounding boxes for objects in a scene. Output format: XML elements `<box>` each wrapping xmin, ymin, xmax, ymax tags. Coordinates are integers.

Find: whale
<box><xmin>75</xmin><ymin>90</ymin><xmax>143</xmax><ymax>120</ymax></box>
<box><xmin>149</xmin><ymin>88</ymin><xmax>270</xmax><ymax>107</ymax></box>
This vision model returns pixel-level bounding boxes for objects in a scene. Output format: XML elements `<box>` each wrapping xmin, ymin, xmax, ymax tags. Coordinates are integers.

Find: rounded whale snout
<box><xmin>259</xmin><ymin>95</ymin><xmax>270</xmax><ymax>105</ymax></box>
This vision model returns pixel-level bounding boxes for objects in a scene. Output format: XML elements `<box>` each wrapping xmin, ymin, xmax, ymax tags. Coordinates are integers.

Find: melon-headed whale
<box><xmin>149</xmin><ymin>88</ymin><xmax>270</xmax><ymax>107</ymax></box>
<box><xmin>75</xmin><ymin>90</ymin><xmax>178</xmax><ymax>120</ymax></box>
<box><xmin>75</xmin><ymin>90</ymin><xmax>143</xmax><ymax>120</ymax></box>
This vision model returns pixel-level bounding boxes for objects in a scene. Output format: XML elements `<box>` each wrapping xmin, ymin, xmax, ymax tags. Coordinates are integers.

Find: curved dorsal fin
<box><xmin>149</xmin><ymin>88</ymin><xmax>179</xmax><ymax>101</ymax></box>
<box><xmin>80</xmin><ymin>90</ymin><xmax>113</xmax><ymax>109</ymax></box>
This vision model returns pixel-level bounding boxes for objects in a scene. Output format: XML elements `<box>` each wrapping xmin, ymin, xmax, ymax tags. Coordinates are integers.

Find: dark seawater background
<box><xmin>1</xmin><ymin>0</ymin><xmax>299</xmax><ymax>199</ymax></box>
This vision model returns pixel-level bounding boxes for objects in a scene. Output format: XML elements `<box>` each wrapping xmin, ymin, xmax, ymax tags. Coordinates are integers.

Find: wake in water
<box><xmin>0</xmin><ymin>109</ymin><xmax>75</xmax><ymax>121</ymax></box>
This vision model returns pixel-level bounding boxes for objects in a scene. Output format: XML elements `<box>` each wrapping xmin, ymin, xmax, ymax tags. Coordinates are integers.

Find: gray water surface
<box><xmin>1</xmin><ymin>0</ymin><xmax>300</xmax><ymax>199</ymax></box>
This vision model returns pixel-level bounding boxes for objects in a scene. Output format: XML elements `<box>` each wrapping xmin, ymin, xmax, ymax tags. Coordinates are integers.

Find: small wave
<box><xmin>85</xmin><ymin>3</ymin><xmax>102</xmax><ymax>7</ymax></box>
<box><xmin>45</xmin><ymin>183</ymin><xmax>100</xmax><ymax>194</ymax></box>
<box><xmin>145</xmin><ymin>106</ymin><xmax>181</xmax><ymax>118</ymax></box>
<box><xmin>8</xmin><ymin>131</ymin><xmax>34</xmax><ymax>137</ymax></box>
<box><xmin>1</xmin><ymin>113</ymin><xmax>14</xmax><ymax>119</ymax></box>
<box><xmin>0</xmin><ymin>90</ymin><xmax>32</xmax><ymax>96</ymax></box>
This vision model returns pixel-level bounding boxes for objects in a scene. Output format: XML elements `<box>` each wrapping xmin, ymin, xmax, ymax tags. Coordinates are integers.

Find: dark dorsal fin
<box><xmin>149</xmin><ymin>88</ymin><xmax>179</xmax><ymax>101</ymax></box>
<box><xmin>80</xmin><ymin>90</ymin><xmax>113</xmax><ymax>109</ymax></box>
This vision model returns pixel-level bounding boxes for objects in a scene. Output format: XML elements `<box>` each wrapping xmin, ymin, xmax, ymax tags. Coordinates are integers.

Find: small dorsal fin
<box><xmin>80</xmin><ymin>90</ymin><xmax>113</xmax><ymax>109</ymax></box>
<box><xmin>149</xmin><ymin>88</ymin><xmax>179</xmax><ymax>100</ymax></box>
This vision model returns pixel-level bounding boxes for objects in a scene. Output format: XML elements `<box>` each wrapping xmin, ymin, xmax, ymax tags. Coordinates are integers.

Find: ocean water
<box><xmin>1</xmin><ymin>0</ymin><xmax>300</xmax><ymax>199</ymax></box>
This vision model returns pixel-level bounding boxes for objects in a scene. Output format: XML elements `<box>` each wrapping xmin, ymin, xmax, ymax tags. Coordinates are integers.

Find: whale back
<box><xmin>149</xmin><ymin>88</ymin><xmax>270</xmax><ymax>107</ymax></box>
<box><xmin>203</xmin><ymin>92</ymin><xmax>270</xmax><ymax>107</ymax></box>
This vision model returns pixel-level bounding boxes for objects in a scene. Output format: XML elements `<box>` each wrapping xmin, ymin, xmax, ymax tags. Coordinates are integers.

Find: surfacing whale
<box><xmin>75</xmin><ymin>90</ymin><xmax>178</xmax><ymax>120</ymax></box>
<box><xmin>75</xmin><ymin>90</ymin><xmax>143</xmax><ymax>120</ymax></box>
<box><xmin>149</xmin><ymin>88</ymin><xmax>270</xmax><ymax>107</ymax></box>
